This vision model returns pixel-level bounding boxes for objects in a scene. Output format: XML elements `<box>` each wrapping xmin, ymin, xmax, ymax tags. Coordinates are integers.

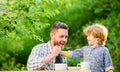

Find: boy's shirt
<box><xmin>69</xmin><ymin>45</ymin><xmax>114</xmax><ymax>72</ymax></box>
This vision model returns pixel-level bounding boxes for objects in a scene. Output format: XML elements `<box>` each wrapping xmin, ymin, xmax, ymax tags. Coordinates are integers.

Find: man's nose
<box><xmin>62</xmin><ymin>37</ymin><xmax>67</xmax><ymax>42</ymax></box>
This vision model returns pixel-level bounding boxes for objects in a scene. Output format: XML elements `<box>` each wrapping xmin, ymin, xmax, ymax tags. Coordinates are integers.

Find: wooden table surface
<box><xmin>0</xmin><ymin>67</ymin><xmax>91</xmax><ymax>72</ymax></box>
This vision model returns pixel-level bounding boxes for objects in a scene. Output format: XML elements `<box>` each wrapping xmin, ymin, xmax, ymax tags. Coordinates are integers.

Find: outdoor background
<box><xmin>0</xmin><ymin>0</ymin><xmax>120</xmax><ymax>72</ymax></box>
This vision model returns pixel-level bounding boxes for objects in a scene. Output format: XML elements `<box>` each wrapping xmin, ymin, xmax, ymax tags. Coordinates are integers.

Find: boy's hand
<box><xmin>61</xmin><ymin>51</ymin><xmax>70</xmax><ymax>58</ymax></box>
<box><xmin>107</xmin><ymin>69</ymin><xmax>113</xmax><ymax>72</ymax></box>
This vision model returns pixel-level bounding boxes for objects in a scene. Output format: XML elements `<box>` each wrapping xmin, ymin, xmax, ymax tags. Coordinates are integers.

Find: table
<box><xmin>0</xmin><ymin>67</ymin><xmax>91</xmax><ymax>72</ymax></box>
<box><xmin>67</xmin><ymin>67</ymin><xmax>91</xmax><ymax>72</ymax></box>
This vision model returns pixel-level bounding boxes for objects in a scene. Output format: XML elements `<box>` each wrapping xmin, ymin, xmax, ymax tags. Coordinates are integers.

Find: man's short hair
<box><xmin>51</xmin><ymin>21</ymin><xmax>69</xmax><ymax>32</ymax></box>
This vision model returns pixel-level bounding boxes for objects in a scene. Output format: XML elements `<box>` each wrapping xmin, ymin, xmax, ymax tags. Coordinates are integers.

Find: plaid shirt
<box><xmin>27</xmin><ymin>41</ymin><xmax>66</xmax><ymax>70</ymax></box>
<box><xmin>69</xmin><ymin>45</ymin><xmax>114</xmax><ymax>72</ymax></box>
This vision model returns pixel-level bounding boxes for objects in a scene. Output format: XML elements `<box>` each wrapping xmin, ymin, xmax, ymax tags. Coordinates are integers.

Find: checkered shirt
<box><xmin>27</xmin><ymin>41</ymin><xmax>66</xmax><ymax>70</ymax></box>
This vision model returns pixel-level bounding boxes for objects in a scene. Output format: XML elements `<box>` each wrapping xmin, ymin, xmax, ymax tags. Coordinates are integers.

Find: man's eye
<box><xmin>65</xmin><ymin>36</ymin><xmax>68</xmax><ymax>38</ymax></box>
<box><xmin>59</xmin><ymin>36</ymin><xmax>63</xmax><ymax>38</ymax></box>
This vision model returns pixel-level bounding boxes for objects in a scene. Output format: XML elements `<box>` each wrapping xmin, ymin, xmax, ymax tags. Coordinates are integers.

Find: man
<box><xmin>27</xmin><ymin>21</ymin><xmax>69</xmax><ymax>70</ymax></box>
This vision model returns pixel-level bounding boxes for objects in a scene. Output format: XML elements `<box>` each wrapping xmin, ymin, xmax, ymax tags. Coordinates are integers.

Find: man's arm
<box><xmin>45</xmin><ymin>45</ymin><xmax>62</xmax><ymax>64</ymax></box>
<box><xmin>27</xmin><ymin>45</ymin><xmax>61</xmax><ymax>70</ymax></box>
<box><xmin>27</xmin><ymin>45</ymin><xmax>47</xmax><ymax>70</ymax></box>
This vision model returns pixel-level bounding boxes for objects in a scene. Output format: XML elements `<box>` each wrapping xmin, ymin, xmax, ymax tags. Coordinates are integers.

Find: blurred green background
<box><xmin>0</xmin><ymin>0</ymin><xmax>120</xmax><ymax>71</ymax></box>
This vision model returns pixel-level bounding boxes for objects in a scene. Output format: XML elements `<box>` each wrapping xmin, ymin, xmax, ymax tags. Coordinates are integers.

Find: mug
<box><xmin>77</xmin><ymin>61</ymin><xmax>90</xmax><ymax>70</ymax></box>
<box><xmin>55</xmin><ymin>63</ymin><xmax>68</xmax><ymax>70</ymax></box>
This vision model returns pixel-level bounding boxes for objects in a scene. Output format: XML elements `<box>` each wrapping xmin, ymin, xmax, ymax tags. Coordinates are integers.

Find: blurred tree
<box><xmin>0</xmin><ymin>0</ymin><xmax>71</xmax><ymax>70</ymax></box>
<box><xmin>0</xmin><ymin>0</ymin><xmax>120</xmax><ymax>71</ymax></box>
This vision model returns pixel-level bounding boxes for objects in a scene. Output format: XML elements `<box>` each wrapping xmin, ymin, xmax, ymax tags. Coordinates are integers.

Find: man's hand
<box><xmin>51</xmin><ymin>45</ymin><xmax>62</xmax><ymax>57</ymax></box>
<box><xmin>45</xmin><ymin>45</ymin><xmax>62</xmax><ymax>64</ymax></box>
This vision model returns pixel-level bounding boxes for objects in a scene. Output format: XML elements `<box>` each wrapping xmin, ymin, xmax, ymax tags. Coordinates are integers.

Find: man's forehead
<box><xmin>56</xmin><ymin>29</ymin><xmax>68</xmax><ymax>33</ymax></box>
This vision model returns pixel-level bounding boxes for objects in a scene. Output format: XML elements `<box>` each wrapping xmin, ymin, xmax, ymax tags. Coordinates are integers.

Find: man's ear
<box><xmin>50</xmin><ymin>32</ymin><xmax>54</xmax><ymax>38</ymax></box>
<box><xmin>50</xmin><ymin>32</ymin><xmax>52</xmax><ymax>38</ymax></box>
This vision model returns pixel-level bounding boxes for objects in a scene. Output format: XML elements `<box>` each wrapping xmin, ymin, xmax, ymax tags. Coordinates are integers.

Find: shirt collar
<box><xmin>90</xmin><ymin>44</ymin><xmax>103</xmax><ymax>48</ymax></box>
<box><xmin>47</xmin><ymin>41</ymin><xmax>52</xmax><ymax>52</ymax></box>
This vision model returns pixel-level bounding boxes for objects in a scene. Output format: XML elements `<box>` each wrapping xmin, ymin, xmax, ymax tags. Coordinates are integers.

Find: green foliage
<box><xmin>67</xmin><ymin>58</ymin><xmax>83</xmax><ymax>66</ymax></box>
<box><xmin>59</xmin><ymin>0</ymin><xmax>120</xmax><ymax>71</ymax></box>
<box><xmin>0</xmin><ymin>0</ymin><xmax>120</xmax><ymax>71</ymax></box>
<box><xmin>0</xmin><ymin>0</ymin><xmax>71</xmax><ymax>70</ymax></box>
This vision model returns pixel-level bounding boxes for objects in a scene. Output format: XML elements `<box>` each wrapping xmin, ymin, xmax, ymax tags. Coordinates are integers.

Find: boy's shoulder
<box><xmin>81</xmin><ymin>45</ymin><xmax>91</xmax><ymax>50</ymax></box>
<box><xmin>82</xmin><ymin>45</ymin><xmax>108</xmax><ymax>50</ymax></box>
<box><xmin>98</xmin><ymin>45</ymin><xmax>108</xmax><ymax>49</ymax></box>
<box><xmin>96</xmin><ymin>45</ymin><xmax>109</xmax><ymax>52</ymax></box>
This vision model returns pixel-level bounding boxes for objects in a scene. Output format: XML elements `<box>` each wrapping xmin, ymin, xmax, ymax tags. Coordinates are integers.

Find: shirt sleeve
<box><xmin>104</xmin><ymin>48</ymin><xmax>114</xmax><ymax>71</ymax></box>
<box><xmin>69</xmin><ymin>47</ymin><xmax>84</xmax><ymax>58</ymax></box>
<box><xmin>27</xmin><ymin>45</ymin><xmax>47</xmax><ymax>70</ymax></box>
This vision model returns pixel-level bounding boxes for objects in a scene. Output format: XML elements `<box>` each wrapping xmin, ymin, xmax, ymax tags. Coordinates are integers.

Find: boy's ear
<box><xmin>97</xmin><ymin>38</ymin><xmax>100</xmax><ymax>42</ymax></box>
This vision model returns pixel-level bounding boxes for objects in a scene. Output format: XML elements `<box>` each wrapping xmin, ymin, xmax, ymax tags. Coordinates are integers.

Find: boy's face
<box><xmin>87</xmin><ymin>34</ymin><xmax>98</xmax><ymax>46</ymax></box>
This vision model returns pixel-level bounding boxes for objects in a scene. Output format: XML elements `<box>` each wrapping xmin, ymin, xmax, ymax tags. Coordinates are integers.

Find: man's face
<box><xmin>51</xmin><ymin>28</ymin><xmax>68</xmax><ymax>49</ymax></box>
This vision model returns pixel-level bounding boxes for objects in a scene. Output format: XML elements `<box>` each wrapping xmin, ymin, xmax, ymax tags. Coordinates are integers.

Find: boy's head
<box><xmin>84</xmin><ymin>24</ymin><xmax>108</xmax><ymax>45</ymax></box>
